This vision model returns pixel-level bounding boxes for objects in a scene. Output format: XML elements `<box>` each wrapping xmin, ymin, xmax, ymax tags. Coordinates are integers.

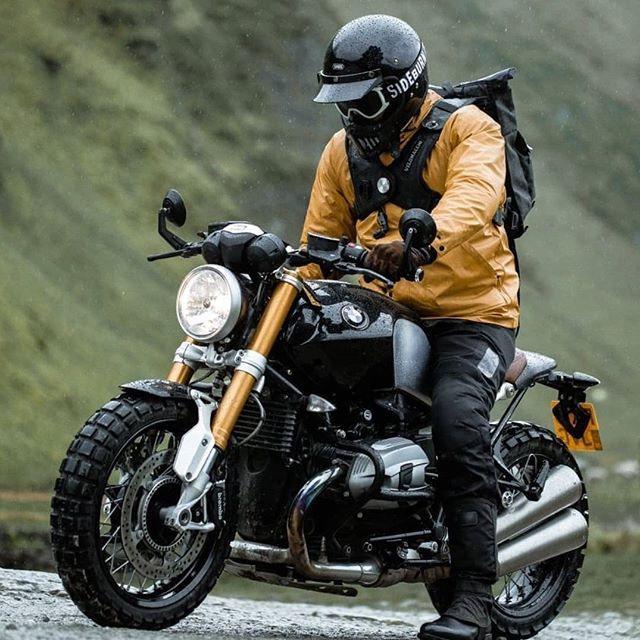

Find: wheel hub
<box><xmin>120</xmin><ymin>450</ymin><xmax>207</xmax><ymax>581</ymax></box>
<box><xmin>141</xmin><ymin>475</ymin><xmax>184</xmax><ymax>552</ymax></box>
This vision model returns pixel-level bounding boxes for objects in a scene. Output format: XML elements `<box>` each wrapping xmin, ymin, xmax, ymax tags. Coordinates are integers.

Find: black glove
<box><xmin>363</xmin><ymin>241</ymin><xmax>436</xmax><ymax>282</ymax></box>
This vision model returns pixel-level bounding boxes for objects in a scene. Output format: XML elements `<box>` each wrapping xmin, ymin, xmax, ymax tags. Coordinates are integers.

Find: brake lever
<box><xmin>334</xmin><ymin>263</ymin><xmax>395</xmax><ymax>288</ymax></box>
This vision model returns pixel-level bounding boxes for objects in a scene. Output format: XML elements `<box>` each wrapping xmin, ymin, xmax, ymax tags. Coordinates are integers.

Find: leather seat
<box><xmin>505</xmin><ymin>348</ymin><xmax>556</xmax><ymax>389</ymax></box>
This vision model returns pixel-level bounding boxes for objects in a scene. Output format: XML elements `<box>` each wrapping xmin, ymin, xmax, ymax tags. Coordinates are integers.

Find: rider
<box><xmin>300</xmin><ymin>15</ymin><xmax>519</xmax><ymax>640</ymax></box>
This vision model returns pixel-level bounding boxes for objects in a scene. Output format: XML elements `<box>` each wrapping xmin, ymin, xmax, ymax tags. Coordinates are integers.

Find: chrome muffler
<box><xmin>497</xmin><ymin>507</ymin><xmax>588</xmax><ymax>576</ymax></box>
<box><xmin>495</xmin><ymin>464</ymin><xmax>588</xmax><ymax>575</ymax></box>
<box><xmin>497</xmin><ymin>465</ymin><xmax>584</xmax><ymax>543</ymax></box>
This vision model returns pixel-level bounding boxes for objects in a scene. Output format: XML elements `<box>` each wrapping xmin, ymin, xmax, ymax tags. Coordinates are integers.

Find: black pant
<box><xmin>425</xmin><ymin>320</ymin><xmax>516</xmax><ymax>505</ymax></box>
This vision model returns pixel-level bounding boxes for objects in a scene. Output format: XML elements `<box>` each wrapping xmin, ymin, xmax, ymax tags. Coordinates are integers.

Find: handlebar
<box><xmin>147</xmin><ymin>241</ymin><xmax>203</xmax><ymax>262</ymax></box>
<box><xmin>339</xmin><ymin>239</ymin><xmax>424</xmax><ymax>284</ymax></box>
<box><xmin>289</xmin><ymin>237</ymin><xmax>399</xmax><ymax>288</ymax></box>
<box><xmin>147</xmin><ymin>217</ymin><xmax>421</xmax><ymax>286</ymax></box>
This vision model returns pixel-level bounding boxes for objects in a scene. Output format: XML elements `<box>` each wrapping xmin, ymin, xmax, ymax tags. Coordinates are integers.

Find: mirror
<box><xmin>399</xmin><ymin>208</ymin><xmax>437</xmax><ymax>247</ymax></box>
<box><xmin>161</xmin><ymin>189</ymin><xmax>187</xmax><ymax>227</ymax></box>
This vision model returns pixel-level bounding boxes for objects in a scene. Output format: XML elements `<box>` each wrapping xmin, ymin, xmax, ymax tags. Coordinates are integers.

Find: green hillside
<box><xmin>1</xmin><ymin>0</ymin><xmax>638</xmax><ymax>532</ymax></box>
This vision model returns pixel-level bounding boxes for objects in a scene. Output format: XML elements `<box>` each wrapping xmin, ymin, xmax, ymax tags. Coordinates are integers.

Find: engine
<box><xmin>347</xmin><ymin>437</ymin><xmax>430</xmax><ymax>509</ymax></box>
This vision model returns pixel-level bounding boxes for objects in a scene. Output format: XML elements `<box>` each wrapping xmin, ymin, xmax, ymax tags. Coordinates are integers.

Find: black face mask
<box><xmin>342</xmin><ymin>80</ymin><xmax>427</xmax><ymax>159</ymax></box>
<box><xmin>343</xmin><ymin>115</ymin><xmax>402</xmax><ymax>159</ymax></box>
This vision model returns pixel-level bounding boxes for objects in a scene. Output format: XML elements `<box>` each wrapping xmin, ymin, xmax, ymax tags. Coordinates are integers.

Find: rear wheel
<box><xmin>51</xmin><ymin>394</ymin><xmax>237</xmax><ymax>629</ymax></box>
<box><xmin>427</xmin><ymin>423</ymin><xmax>587</xmax><ymax>640</ymax></box>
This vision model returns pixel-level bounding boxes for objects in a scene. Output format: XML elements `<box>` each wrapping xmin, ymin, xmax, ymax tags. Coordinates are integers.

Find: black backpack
<box><xmin>431</xmin><ymin>67</ymin><xmax>535</xmax><ymax>239</ymax></box>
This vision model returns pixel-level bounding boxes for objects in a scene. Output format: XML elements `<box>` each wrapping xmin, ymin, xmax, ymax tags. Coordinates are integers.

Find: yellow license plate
<box><xmin>551</xmin><ymin>401</ymin><xmax>603</xmax><ymax>451</ymax></box>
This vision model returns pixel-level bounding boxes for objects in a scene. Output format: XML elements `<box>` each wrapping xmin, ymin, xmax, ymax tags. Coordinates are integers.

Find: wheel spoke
<box><xmin>111</xmin><ymin>557</ymin><xmax>130</xmax><ymax>576</ymax></box>
<box><xmin>101</xmin><ymin>525</ymin><xmax>122</xmax><ymax>552</ymax></box>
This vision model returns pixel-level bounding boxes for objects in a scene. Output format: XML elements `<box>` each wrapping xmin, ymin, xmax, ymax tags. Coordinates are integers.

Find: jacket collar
<box><xmin>379</xmin><ymin>90</ymin><xmax>442</xmax><ymax>164</ymax></box>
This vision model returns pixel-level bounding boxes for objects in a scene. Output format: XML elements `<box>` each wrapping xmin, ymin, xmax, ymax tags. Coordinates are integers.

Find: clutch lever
<box><xmin>147</xmin><ymin>241</ymin><xmax>202</xmax><ymax>262</ymax></box>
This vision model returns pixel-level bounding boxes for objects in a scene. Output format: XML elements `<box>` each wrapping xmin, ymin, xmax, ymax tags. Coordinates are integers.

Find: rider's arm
<box><xmin>427</xmin><ymin>106</ymin><xmax>507</xmax><ymax>258</ymax></box>
<box><xmin>299</xmin><ymin>133</ymin><xmax>356</xmax><ymax>279</ymax></box>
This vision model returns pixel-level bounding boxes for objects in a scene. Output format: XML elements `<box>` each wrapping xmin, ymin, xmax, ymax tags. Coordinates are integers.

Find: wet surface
<box><xmin>0</xmin><ymin>568</ymin><xmax>638</xmax><ymax>639</ymax></box>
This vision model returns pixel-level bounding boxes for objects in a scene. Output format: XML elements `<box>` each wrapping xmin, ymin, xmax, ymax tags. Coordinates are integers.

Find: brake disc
<box><xmin>120</xmin><ymin>450</ymin><xmax>207</xmax><ymax>581</ymax></box>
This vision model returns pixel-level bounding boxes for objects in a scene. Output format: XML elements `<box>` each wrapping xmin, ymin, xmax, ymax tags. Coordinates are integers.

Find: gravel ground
<box><xmin>0</xmin><ymin>568</ymin><xmax>638</xmax><ymax>640</ymax></box>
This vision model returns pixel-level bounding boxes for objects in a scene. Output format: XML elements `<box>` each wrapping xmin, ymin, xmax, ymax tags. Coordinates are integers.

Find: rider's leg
<box><xmin>419</xmin><ymin>320</ymin><xmax>515</xmax><ymax>640</ymax></box>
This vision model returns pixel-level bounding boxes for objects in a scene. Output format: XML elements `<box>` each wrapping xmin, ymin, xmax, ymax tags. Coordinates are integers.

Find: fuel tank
<box><xmin>281</xmin><ymin>280</ymin><xmax>431</xmax><ymax>396</ymax></box>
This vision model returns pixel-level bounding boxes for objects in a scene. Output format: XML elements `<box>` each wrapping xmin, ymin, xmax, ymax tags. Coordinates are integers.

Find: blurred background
<box><xmin>0</xmin><ymin>0</ymin><xmax>638</xmax><ymax>613</ymax></box>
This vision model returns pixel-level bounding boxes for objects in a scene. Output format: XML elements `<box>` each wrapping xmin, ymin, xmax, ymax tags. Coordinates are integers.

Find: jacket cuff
<box><xmin>413</xmin><ymin>245</ymin><xmax>438</xmax><ymax>265</ymax></box>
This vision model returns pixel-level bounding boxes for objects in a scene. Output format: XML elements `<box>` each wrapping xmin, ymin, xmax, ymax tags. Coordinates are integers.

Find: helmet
<box><xmin>315</xmin><ymin>15</ymin><xmax>429</xmax><ymax>158</ymax></box>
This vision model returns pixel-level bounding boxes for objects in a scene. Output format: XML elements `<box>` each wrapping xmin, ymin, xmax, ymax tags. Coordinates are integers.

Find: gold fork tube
<box><xmin>211</xmin><ymin>274</ymin><xmax>302</xmax><ymax>450</ymax></box>
<box><xmin>167</xmin><ymin>336</ymin><xmax>196</xmax><ymax>384</ymax></box>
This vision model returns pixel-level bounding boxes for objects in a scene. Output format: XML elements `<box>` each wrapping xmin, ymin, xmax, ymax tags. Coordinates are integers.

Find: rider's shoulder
<box><xmin>442</xmin><ymin>100</ymin><xmax>501</xmax><ymax>141</ymax></box>
<box><xmin>319</xmin><ymin>129</ymin><xmax>349</xmax><ymax>171</ymax></box>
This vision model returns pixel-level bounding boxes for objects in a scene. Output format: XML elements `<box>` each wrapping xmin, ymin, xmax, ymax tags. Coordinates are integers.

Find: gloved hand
<box><xmin>363</xmin><ymin>241</ymin><xmax>404</xmax><ymax>281</ymax></box>
<box><xmin>363</xmin><ymin>241</ymin><xmax>436</xmax><ymax>282</ymax></box>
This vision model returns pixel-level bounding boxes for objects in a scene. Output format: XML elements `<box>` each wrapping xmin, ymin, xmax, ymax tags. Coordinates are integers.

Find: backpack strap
<box><xmin>346</xmin><ymin>99</ymin><xmax>465</xmax><ymax>223</ymax></box>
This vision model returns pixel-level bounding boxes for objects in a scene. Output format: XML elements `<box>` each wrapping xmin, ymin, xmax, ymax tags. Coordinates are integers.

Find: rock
<box><xmin>585</xmin><ymin>466</ymin><xmax>608</xmax><ymax>482</ymax></box>
<box><xmin>613</xmin><ymin>460</ymin><xmax>640</xmax><ymax>479</ymax></box>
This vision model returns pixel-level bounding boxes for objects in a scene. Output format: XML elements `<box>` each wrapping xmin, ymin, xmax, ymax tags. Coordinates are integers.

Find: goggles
<box><xmin>336</xmin><ymin>87</ymin><xmax>390</xmax><ymax>123</ymax></box>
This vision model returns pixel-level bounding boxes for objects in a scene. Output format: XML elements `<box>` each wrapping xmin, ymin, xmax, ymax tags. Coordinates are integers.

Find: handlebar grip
<box><xmin>342</xmin><ymin>243</ymin><xmax>368</xmax><ymax>266</ymax></box>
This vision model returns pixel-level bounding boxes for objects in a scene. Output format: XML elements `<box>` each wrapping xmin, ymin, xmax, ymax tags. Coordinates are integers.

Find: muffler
<box><xmin>496</xmin><ymin>464</ymin><xmax>584</xmax><ymax>544</ymax></box>
<box><xmin>497</xmin><ymin>507</ymin><xmax>588</xmax><ymax>576</ymax></box>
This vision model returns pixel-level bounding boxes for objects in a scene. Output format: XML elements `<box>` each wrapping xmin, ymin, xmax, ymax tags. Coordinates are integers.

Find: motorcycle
<box><xmin>51</xmin><ymin>190</ymin><xmax>602</xmax><ymax>639</ymax></box>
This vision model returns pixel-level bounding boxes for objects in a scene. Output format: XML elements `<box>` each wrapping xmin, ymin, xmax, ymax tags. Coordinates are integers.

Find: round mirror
<box><xmin>161</xmin><ymin>189</ymin><xmax>187</xmax><ymax>227</ymax></box>
<box><xmin>399</xmin><ymin>208</ymin><xmax>437</xmax><ymax>247</ymax></box>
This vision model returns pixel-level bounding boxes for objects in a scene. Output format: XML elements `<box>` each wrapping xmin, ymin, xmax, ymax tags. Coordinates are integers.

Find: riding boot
<box><xmin>419</xmin><ymin>498</ymin><xmax>497</xmax><ymax>640</ymax></box>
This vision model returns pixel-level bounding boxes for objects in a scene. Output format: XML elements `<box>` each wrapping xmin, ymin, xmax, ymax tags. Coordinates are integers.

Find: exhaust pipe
<box><xmin>233</xmin><ymin>464</ymin><xmax>587</xmax><ymax>587</ymax></box>
<box><xmin>230</xmin><ymin>540</ymin><xmax>293</xmax><ymax>565</ymax></box>
<box><xmin>497</xmin><ymin>507</ymin><xmax>588</xmax><ymax>576</ymax></box>
<box><xmin>287</xmin><ymin>466</ymin><xmax>383</xmax><ymax>586</ymax></box>
<box><xmin>496</xmin><ymin>464</ymin><xmax>583</xmax><ymax>544</ymax></box>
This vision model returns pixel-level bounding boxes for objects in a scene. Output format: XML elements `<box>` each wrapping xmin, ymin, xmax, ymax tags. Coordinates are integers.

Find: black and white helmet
<box><xmin>315</xmin><ymin>14</ymin><xmax>429</xmax><ymax>158</ymax></box>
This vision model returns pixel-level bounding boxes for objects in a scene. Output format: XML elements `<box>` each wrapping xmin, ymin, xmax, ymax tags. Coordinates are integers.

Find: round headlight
<box><xmin>176</xmin><ymin>265</ymin><xmax>243</xmax><ymax>342</ymax></box>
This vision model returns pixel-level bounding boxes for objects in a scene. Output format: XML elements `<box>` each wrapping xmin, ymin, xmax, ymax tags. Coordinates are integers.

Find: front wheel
<box><xmin>50</xmin><ymin>394</ymin><xmax>238</xmax><ymax>629</ymax></box>
<box><xmin>427</xmin><ymin>423</ymin><xmax>588</xmax><ymax>640</ymax></box>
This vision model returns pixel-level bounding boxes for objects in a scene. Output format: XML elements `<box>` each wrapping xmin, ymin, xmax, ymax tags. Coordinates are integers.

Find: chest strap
<box><xmin>347</xmin><ymin>99</ymin><xmax>467</xmax><ymax>222</ymax></box>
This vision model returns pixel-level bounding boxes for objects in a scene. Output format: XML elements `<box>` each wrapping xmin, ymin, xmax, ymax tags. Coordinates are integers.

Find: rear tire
<box><xmin>50</xmin><ymin>394</ymin><xmax>238</xmax><ymax>629</ymax></box>
<box><xmin>427</xmin><ymin>423</ymin><xmax>587</xmax><ymax>640</ymax></box>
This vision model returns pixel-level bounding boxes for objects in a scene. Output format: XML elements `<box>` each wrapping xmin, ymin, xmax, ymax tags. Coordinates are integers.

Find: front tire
<box><xmin>50</xmin><ymin>394</ymin><xmax>237</xmax><ymax>629</ymax></box>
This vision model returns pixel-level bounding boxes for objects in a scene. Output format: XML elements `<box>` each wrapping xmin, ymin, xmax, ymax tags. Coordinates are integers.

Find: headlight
<box><xmin>176</xmin><ymin>265</ymin><xmax>244</xmax><ymax>342</ymax></box>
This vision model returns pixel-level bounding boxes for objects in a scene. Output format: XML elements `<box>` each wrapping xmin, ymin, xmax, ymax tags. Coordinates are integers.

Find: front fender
<box><xmin>119</xmin><ymin>378</ymin><xmax>193</xmax><ymax>400</ymax></box>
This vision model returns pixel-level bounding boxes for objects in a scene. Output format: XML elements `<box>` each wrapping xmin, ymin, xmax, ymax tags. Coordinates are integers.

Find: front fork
<box><xmin>163</xmin><ymin>271</ymin><xmax>303</xmax><ymax>531</ymax></box>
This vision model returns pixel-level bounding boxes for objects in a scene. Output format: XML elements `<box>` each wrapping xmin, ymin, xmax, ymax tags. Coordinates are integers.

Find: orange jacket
<box><xmin>299</xmin><ymin>90</ymin><xmax>520</xmax><ymax>329</ymax></box>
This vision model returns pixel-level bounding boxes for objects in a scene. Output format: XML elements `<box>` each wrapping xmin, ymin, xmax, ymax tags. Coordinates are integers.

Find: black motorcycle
<box><xmin>51</xmin><ymin>190</ymin><xmax>602</xmax><ymax>639</ymax></box>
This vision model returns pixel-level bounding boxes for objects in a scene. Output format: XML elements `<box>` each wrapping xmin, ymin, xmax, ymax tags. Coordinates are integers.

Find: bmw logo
<box><xmin>341</xmin><ymin>304</ymin><xmax>369</xmax><ymax>330</ymax></box>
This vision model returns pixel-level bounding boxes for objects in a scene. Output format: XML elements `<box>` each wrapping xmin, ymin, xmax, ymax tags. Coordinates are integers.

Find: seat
<box><xmin>505</xmin><ymin>348</ymin><xmax>556</xmax><ymax>389</ymax></box>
